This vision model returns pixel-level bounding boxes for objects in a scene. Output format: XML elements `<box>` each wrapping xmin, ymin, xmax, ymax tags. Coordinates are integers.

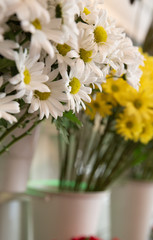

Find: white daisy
<box><xmin>0</xmin><ymin>77</ymin><xmax>20</xmax><ymax>124</ymax></box>
<box><xmin>126</xmin><ymin>65</ymin><xmax>142</xmax><ymax>91</ymax></box>
<box><xmin>109</xmin><ymin>37</ymin><xmax>144</xmax><ymax>90</ymax></box>
<box><xmin>55</xmin><ymin>41</ymin><xmax>75</xmax><ymax>66</ymax></box>
<box><xmin>0</xmin><ymin>39</ymin><xmax>19</xmax><ymax>60</ymax></box>
<box><xmin>70</xmin><ymin>27</ymin><xmax>102</xmax><ymax>77</ymax></box>
<box><xmin>102</xmin><ymin>41</ymin><xmax>126</xmax><ymax>77</ymax></box>
<box><xmin>79</xmin><ymin>9</ymin><xmax>124</xmax><ymax>64</ymax></box>
<box><xmin>78</xmin><ymin>0</ymin><xmax>104</xmax><ymax>10</ymax></box>
<box><xmin>0</xmin><ymin>94</ymin><xmax>20</xmax><ymax>124</ymax></box>
<box><xmin>10</xmin><ymin>48</ymin><xmax>50</xmax><ymax>100</ymax></box>
<box><xmin>28</xmin><ymin>56</ymin><xmax>68</xmax><ymax>119</ymax></box>
<box><xmin>6</xmin><ymin>0</ymin><xmax>63</xmax><ymax>57</ymax></box>
<box><xmin>79</xmin><ymin>0</ymin><xmax>104</xmax><ymax>25</ymax></box>
<box><xmin>54</xmin><ymin>41</ymin><xmax>79</xmax><ymax>81</ymax></box>
<box><xmin>118</xmin><ymin>37</ymin><xmax>144</xmax><ymax>66</ymax></box>
<box><xmin>21</xmin><ymin>13</ymin><xmax>65</xmax><ymax>58</ymax></box>
<box><xmin>66</xmin><ymin>61</ymin><xmax>92</xmax><ymax>113</ymax></box>
<box><xmin>0</xmin><ymin>0</ymin><xmax>6</xmax><ymax>22</ymax></box>
<box><xmin>49</xmin><ymin>0</ymin><xmax>79</xmax><ymax>49</ymax></box>
<box><xmin>7</xmin><ymin>0</ymin><xmax>49</xmax><ymax>23</ymax></box>
<box><xmin>0</xmin><ymin>18</ymin><xmax>9</xmax><ymax>41</ymax></box>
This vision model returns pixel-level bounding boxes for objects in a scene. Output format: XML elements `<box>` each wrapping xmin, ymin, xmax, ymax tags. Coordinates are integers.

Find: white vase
<box><xmin>0</xmin><ymin>195</ymin><xmax>33</xmax><ymax>240</ymax></box>
<box><xmin>111</xmin><ymin>181</ymin><xmax>153</xmax><ymax>240</ymax></box>
<box><xmin>0</xmin><ymin>126</ymin><xmax>40</xmax><ymax>192</ymax></box>
<box><xmin>31</xmin><ymin>191</ymin><xmax>105</xmax><ymax>240</ymax></box>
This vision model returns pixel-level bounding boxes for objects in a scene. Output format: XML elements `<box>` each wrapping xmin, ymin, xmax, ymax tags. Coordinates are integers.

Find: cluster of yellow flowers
<box><xmin>86</xmin><ymin>53</ymin><xmax>153</xmax><ymax>144</ymax></box>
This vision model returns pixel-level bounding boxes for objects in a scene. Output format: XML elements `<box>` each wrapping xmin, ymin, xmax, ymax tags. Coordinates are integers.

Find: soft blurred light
<box><xmin>104</xmin><ymin>0</ymin><xmax>153</xmax><ymax>44</ymax></box>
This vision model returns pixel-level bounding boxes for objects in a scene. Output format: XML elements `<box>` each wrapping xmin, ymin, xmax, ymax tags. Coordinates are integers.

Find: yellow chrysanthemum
<box><xmin>139</xmin><ymin>122</ymin><xmax>153</xmax><ymax>144</ymax></box>
<box><xmin>86</xmin><ymin>52</ymin><xmax>153</xmax><ymax>144</ymax></box>
<box><xmin>140</xmin><ymin>53</ymin><xmax>153</xmax><ymax>92</ymax></box>
<box><xmin>102</xmin><ymin>77</ymin><xmax>131</xmax><ymax>105</ymax></box>
<box><xmin>123</xmin><ymin>90</ymin><xmax>153</xmax><ymax>120</ymax></box>
<box><xmin>116</xmin><ymin>112</ymin><xmax>143</xmax><ymax>141</ymax></box>
<box><xmin>96</xmin><ymin>92</ymin><xmax>115</xmax><ymax>107</ymax></box>
<box><xmin>86</xmin><ymin>94</ymin><xmax>112</xmax><ymax>120</ymax></box>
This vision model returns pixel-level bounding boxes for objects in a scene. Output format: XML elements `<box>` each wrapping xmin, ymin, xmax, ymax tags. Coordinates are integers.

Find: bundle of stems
<box><xmin>58</xmin><ymin>113</ymin><xmax>139</xmax><ymax>192</ymax></box>
<box><xmin>130</xmin><ymin>141</ymin><xmax>153</xmax><ymax>181</ymax></box>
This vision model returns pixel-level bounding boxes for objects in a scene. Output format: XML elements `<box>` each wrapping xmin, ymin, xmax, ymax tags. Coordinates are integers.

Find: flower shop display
<box><xmin>0</xmin><ymin>0</ymin><xmax>143</xmax><ymax>192</ymax></box>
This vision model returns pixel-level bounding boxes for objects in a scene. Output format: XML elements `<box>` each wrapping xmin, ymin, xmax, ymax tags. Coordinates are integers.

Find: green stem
<box><xmin>93</xmin><ymin>135</ymin><xmax>121</xmax><ymax>191</ymax></box>
<box><xmin>85</xmin><ymin>134</ymin><xmax>115</xmax><ymax>191</ymax></box>
<box><xmin>74</xmin><ymin>117</ymin><xmax>113</xmax><ymax>191</ymax></box>
<box><xmin>0</xmin><ymin>107</ymin><xmax>30</xmax><ymax>143</ymax></box>
<box><xmin>101</xmin><ymin>142</ymin><xmax>136</xmax><ymax>190</ymax></box>
<box><xmin>0</xmin><ymin>119</ymin><xmax>42</xmax><ymax>156</ymax></box>
<box><xmin>59</xmin><ymin>131</ymin><xmax>70</xmax><ymax>190</ymax></box>
<box><xmin>86</xmin><ymin>117</ymin><xmax>112</xmax><ymax>165</ymax></box>
<box><xmin>0</xmin><ymin>81</ymin><xmax>9</xmax><ymax>91</ymax></box>
<box><xmin>69</xmin><ymin>131</ymin><xmax>80</xmax><ymax>185</ymax></box>
<box><xmin>20</xmin><ymin>37</ymin><xmax>29</xmax><ymax>46</ymax></box>
<box><xmin>142</xmin><ymin>154</ymin><xmax>153</xmax><ymax>179</ymax></box>
<box><xmin>73</xmin><ymin>121</ymin><xmax>96</xmax><ymax>191</ymax></box>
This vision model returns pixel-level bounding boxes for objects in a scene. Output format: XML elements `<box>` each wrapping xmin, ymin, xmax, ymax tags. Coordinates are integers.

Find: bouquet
<box><xmin>0</xmin><ymin>0</ymin><xmax>143</xmax><ymax>157</ymax></box>
<box><xmin>58</xmin><ymin>51</ymin><xmax>153</xmax><ymax>192</ymax></box>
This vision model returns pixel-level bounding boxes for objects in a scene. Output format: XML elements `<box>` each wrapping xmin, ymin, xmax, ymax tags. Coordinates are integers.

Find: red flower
<box><xmin>71</xmin><ymin>236</ymin><xmax>120</xmax><ymax>240</ymax></box>
<box><xmin>71</xmin><ymin>237</ymin><xmax>102</xmax><ymax>240</ymax></box>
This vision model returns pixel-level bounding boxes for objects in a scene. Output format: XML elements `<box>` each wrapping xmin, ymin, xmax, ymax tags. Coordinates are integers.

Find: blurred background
<box><xmin>0</xmin><ymin>0</ymin><xmax>153</xmax><ymax>240</ymax></box>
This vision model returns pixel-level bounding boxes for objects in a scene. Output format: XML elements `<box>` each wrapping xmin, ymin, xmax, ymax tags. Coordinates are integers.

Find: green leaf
<box><xmin>132</xmin><ymin>147</ymin><xmax>147</xmax><ymax>166</ymax></box>
<box><xmin>53</xmin><ymin>118</ymin><xmax>69</xmax><ymax>143</ymax></box>
<box><xmin>63</xmin><ymin>110</ymin><xmax>82</xmax><ymax>126</ymax></box>
<box><xmin>0</xmin><ymin>119</ymin><xmax>8</xmax><ymax>128</ymax></box>
<box><xmin>53</xmin><ymin>111</ymin><xmax>83</xmax><ymax>143</ymax></box>
<box><xmin>0</xmin><ymin>58</ymin><xmax>15</xmax><ymax>70</ymax></box>
<box><xmin>4</xmin><ymin>31</ymin><xmax>16</xmax><ymax>41</ymax></box>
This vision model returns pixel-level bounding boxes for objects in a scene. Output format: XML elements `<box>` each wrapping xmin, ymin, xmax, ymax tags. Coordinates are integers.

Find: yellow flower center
<box><xmin>126</xmin><ymin>121</ymin><xmax>133</xmax><ymax>129</ymax></box>
<box><xmin>32</xmin><ymin>19</ymin><xmax>42</xmax><ymax>30</ymax></box>
<box><xmin>34</xmin><ymin>90</ymin><xmax>51</xmax><ymax>100</ymax></box>
<box><xmin>80</xmin><ymin>48</ymin><xmax>93</xmax><ymax>63</ymax></box>
<box><xmin>94</xmin><ymin>26</ymin><xmax>107</xmax><ymax>43</ymax></box>
<box><xmin>111</xmin><ymin>84</ymin><xmax>119</xmax><ymax>92</ymax></box>
<box><xmin>24</xmin><ymin>68</ymin><xmax>31</xmax><ymax>85</ymax></box>
<box><xmin>134</xmin><ymin>99</ymin><xmax>142</xmax><ymax>109</ymax></box>
<box><xmin>141</xmin><ymin>127</ymin><xmax>146</xmax><ymax>134</ymax></box>
<box><xmin>56</xmin><ymin>43</ymin><xmax>71</xmax><ymax>56</ymax></box>
<box><xmin>83</xmin><ymin>7</ymin><xmax>91</xmax><ymax>15</ymax></box>
<box><xmin>69</xmin><ymin>77</ymin><xmax>81</xmax><ymax>94</ymax></box>
<box><xmin>93</xmin><ymin>102</ymin><xmax>100</xmax><ymax>109</ymax></box>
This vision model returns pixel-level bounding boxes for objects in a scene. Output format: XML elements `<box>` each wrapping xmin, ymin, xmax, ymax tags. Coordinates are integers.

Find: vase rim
<box><xmin>27</xmin><ymin>179</ymin><xmax>107</xmax><ymax>199</ymax></box>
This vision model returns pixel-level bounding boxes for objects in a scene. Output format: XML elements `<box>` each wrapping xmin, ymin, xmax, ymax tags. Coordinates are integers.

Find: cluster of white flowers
<box><xmin>0</xmin><ymin>0</ymin><xmax>144</xmax><ymax>124</ymax></box>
